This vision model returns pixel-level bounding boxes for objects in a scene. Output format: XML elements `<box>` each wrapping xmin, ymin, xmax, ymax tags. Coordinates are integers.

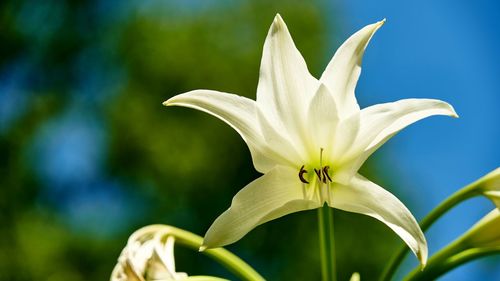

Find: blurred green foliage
<box><xmin>1</xmin><ymin>1</ymin><xmax>404</xmax><ymax>280</ymax></box>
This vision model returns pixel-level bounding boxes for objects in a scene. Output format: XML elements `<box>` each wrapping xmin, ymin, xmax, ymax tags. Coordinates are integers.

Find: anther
<box><xmin>314</xmin><ymin>168</ymin><xmax>322</xmax><ymax>182</ymax></box>
<box><xmin>298</xmin><ymin>165</ymin><xmax>309</xmax><ymax>184</ymax></box>
<box><xmin>322</xmin><ymin>166</ymin><xmax>332</xmax><ymax>183</ymax></box>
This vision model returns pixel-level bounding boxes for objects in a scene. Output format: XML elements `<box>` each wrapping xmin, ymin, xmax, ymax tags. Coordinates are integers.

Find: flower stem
<box><xmin>318</xmin><ymin>204</ymin><xmax>337</xmax><ymax>281</ymax></box>
<box><xmin>160</xmin><ymin>225</ymin><xmax>265</xmax><ymax>281</ymax></box>
<box><xmin>403</xmin><ymin>246</ymin><xmax>500</xmax><ymax>281</ymax></box>
<box><xmin>187</xmin><ymin>276</ymin><xmax>230</xmax><ymax>281</ymax></box>
<box><xmin>379</xmin><ymin>184</ymin><xmax>478</xmax><ymax>281</ymax></box>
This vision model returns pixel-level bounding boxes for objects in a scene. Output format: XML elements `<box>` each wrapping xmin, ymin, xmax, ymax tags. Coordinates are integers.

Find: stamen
<box><xmin>298</xmin><ymin>165</ymin><xmax>309</xmax><ymax>184</ymax></box>
<box><xmin>299</xmin><ymin>148</ymin><xmax>334</xmax><ymax>185</ymax></box>
<box><xmin>322</xmin><ymin>166</ymin><xmax>332</xmax><ymax>183</ymax></box>
<box><xmin>314</xmin><ymin>168</ymin><xmax>322</xmax><ymax>182</ymax></box>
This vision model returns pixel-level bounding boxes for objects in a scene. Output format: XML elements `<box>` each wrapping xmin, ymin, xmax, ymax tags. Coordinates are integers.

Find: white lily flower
<box><xmin>111</xmin><ymin>225</ymin><xmax>188</xmax><ymax>281</ymax></box>
<box><xmin>164</xmin><ymin>14</ymin><xmax>458</xmax><ymax>266</ymax></box>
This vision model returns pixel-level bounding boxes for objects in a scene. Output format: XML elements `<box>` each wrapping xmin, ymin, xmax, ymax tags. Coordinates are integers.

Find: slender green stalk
<box><xmin>318</xmin><ymin>205</ymin><xmax>337</xmax><ymax>281</ymax></box>
<box><xmin>403</xmin><ymin>246</ymin><xmax>500</xmax><ymax>281</ymax></box>
<box><xmin>161</xmin><ymin>225</ymin><xmax>265</xmax><ymax>281</ymax></box>
<box><xmin>187</xmin><ymin>276</ymin><xmax>230</xmax><ymax>281</ymax></box>
<box><xmin>379</xmin><ymin>184</ymin><xmax>478</xmax><ymax>281</ymax></box>
<box><xmin>404</xmin><ymin>208</ymin><xmax>500</xmax><ymax>280</ymax></box>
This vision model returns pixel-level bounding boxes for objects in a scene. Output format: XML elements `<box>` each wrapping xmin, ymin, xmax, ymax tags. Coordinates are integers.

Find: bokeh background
<box><xmin>0</xmin><ymin>0</ymin><xmax>498</xmax><ymax>280</ymax></box>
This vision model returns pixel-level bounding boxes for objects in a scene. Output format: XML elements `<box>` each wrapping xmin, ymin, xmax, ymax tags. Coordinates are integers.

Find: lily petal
<box><xmin>320</xmin><ymin>20</ymin><xmax>385</xmax><ymax>118</ymax></box>
<box><xmin>330</xmin><ymin>112</ymin><xmax>360</xmax><ymax>184</ymax></box>
<box><xmin>484</xmin><ymin>191</ymin><xmax>500</xmax><ymax>208</ymax></box>
<box><xmin>202</xmin><ymin>165</ymin><xmax>321</xmax><ymax>248</ymax></box>
<box><xmin>461</xmin><ymin>209</ymin><xmax>500</xmax><ymax>249</ymax></box>
<box><xmin>164</xmin><ymin>90</ymin><xmax>299</xmax><ymax>172</ymax></box>
<box><xmin>329</xmin><ymin>174</ymin><xmax>428</xmax><ymax>265</ymax></box>
<box><xmin>361</xmin><ymin>98</ymin><xmax>457</xmax><ymax>151</ymax></box>
<box><xmin>256</xmin><ymin>107</ymin><xmax>307</xmax><ymax>166</ymax></box>
<box><xmin>340</xmin><ymin>98</ymin><xmax>457</xmax><ymax>177</ymax></box>
<box><xmin>306</xmin><ymin>83</ymin><xmax>340</xmax><ymax>160</ymax></box>
<box><xmin>477</xmin><ymin>167</ymin><xmax>500</xmax><ymax>208</ymax></box>
<box><xmin>256</xmin><ymin>14</ymin><xmax>318</xmax><ymax>155</ymax></box>
<box><xmin>350</xmin><ymin>272</ymin><xmax>361</xmax><ymax>281</ymax></box>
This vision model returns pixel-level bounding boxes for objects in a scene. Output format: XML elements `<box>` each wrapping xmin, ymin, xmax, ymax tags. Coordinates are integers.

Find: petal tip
<box><xmin>271</xmin><ymin>13</ymin><xmax>286</xmax><ymax>33</ymax></box>
<box><xmin>163</xmin><ymin>96</ymin><xmax>178</xmax><ymax>106</ymax></box>
<box><xmin>274</xmin><ymin>13</ymin><xmax>283</xmax><ymax>22</ymax></box>
<box><xmin>436</xmin><ymin>100</ymin><xmax>459</xmax><ymax>118</ymax></box>
<box><xmin>373</xmin><ymin>19</ymin><xmax>386</xmax><ymax>31</ymax></box>
<box><xmin>198</xmin><ymin>245</ymin><xmax>207</xmax><ymax>252</ymax></box>
<box><xmin>447</xmin><ymin>104</ymin><xmax>459</xmax><ymax>118</ymax></box>
<box><xmin>417</xmin><ymin>246</ymin><xmax>428</xmax><ymax>268</ymax></box>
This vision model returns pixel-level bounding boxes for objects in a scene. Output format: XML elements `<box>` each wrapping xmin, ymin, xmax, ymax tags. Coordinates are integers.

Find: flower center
<box><xmin>298</xmin><ymin>148</ymin><xmax>333</xmax><ymax>184</ymax></box>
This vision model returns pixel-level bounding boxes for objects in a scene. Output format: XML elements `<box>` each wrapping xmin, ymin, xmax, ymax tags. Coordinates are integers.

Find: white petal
<box><xmin>148</xmin><ymin>249</ymin><xmax>174</xmax><ymax>280</ymax></box>
<box><xmin>123</xmin><ymin>260</ymin><xmax>146</xmax><ymax>281</ymax></box>
<box><xmin>164</xmin><ymin>90</ymin><xmax>299</xmax><ymax>172</ymax></box>
<box><xmin>362</xmin><ymin>98</ymin><xmax>457</xmax><ymax>151</ymax></box>
<box><xmin>306</xmin><ymin>83</ymin><xmax>340</xmax><ymax>162</ymax></box>
<box><xmin>461</xmin><ymin>209</ymin><xmax>500</xmax><ymax>248</ymax></box>
<box><xmin>484</xmin><ymin>191</ymin><xmax>500</xmax><ymax>209</ymax></box>
<box><xmin>350</xmin><ymin>272</ymin><xmax>361</xmax><ymax>281</ymax></box>
<box><xmin>256</xmin><ymin>107</ymin><xmax>306</xmax><ymax>166</ymax></box>
<box><xmin>256</xmin><ymin>14</ymin><xmax>318</xmax><ymax>156</ymax></box>
<box><xmin>156</xmin><ymin>236</ymin><xmax>177</xmax><ymax>277</ymax></box>
<box><xmin>329</xmin><ymin>174</ymin><xmax>428</xmax><ymax>265</ymax></box>
<box><xmin>330</xmin><ymin>112</ymin><xmax>360</xmax><ymax>183</ymax></box>
<box><xmin>202</xmin><ymin>165</ymin><xmax>322</xmax><ymax>248</ymax></box>
<box><xmin>320</xmin><ymin>20</ymin><xmax>385</xmax><ymax>118</ymax></box>
<box><xmin>478</xmin><ymin>167</ymin><xmax>500</xmax><ymax>209</ymax></box>
<box><xmin>340</xmin><ymin>98</ymin><xmax>458</xmax><ymax>178</ymax></box>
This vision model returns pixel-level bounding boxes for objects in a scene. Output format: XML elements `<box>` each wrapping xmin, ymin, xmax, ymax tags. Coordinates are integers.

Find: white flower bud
<box><xmin>111</xmin><ymin>225</ymin><xmax>188</xmax><ymax>281</ymax></box>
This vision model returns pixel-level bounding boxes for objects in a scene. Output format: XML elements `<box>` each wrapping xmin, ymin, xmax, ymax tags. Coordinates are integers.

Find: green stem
<box><xmin>318</xmin><ymin>205</ymin><xmax>337</xmax><ymax>281</ymax></box>
<box><xmin>187</xmin><ymin>276</ymin><xmax>231</xmax><ymax>281</ymax></box>
<box><xmin>160</xmin><ymin>225</ymin><xmax>265</xmax><ymax>281</ymax></box>
<box><xmin>403</xmin><ymin>247</ymin><xmax>500</xmax><ymax>281</ymax></box>
<box><xmin>379</xmin><ymin>184</ymin><xmax>478</xmax><ymax>281</ymax></box>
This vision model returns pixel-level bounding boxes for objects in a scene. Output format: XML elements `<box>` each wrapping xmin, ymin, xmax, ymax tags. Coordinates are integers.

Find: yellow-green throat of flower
<box><xmin>298</xmin><ymin>148</ymin><xmax>333</xmax><ymax>184</ymax></box>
